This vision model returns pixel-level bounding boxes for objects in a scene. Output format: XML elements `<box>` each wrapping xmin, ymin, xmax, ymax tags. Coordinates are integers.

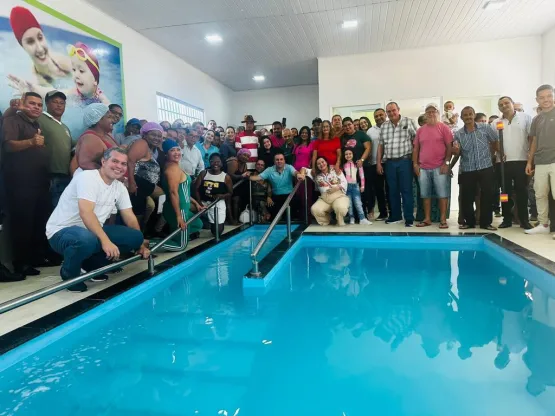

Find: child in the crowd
<box><xmin>343</xmin><ymin>149</ymin><xmax>371</xmax><ymax>225</ymax></box>
<box><xmin>441</xmin><ymin>101</ymin><xmax>460</xmax><ymax>132</ymax></box>
<box><xmin>252</xmin><ymin>159</ymin><xmax>272</xmax><ymax>223</ymax></box>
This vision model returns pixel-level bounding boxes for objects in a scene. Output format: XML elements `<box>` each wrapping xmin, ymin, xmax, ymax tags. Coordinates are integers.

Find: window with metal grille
<box><xmin>156</xmin><ymin>92</ymin><xmax>204</xmax><ymax>125</ymax></box>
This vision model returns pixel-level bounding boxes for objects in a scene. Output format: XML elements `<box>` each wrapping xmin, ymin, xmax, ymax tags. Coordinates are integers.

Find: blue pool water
<box><xmin>1</xmin><ymin>232</ymin><xmax>555</xmax><ymax>415</ymax></box>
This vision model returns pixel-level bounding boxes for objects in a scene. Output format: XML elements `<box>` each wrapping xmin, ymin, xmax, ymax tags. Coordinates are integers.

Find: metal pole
<box><xmin>0</xmin><ymin>254</ymin><xmax>142</xmax><ymax>315</ymax></box>
<box><xmin>214</xmin><ymin>202</ymin><xmax>220</xmax><ymax>242</ymax></box>
<box><xmin>249</xmin><ymin>255</ymin><xmax>261</xmax><ymax>277</ymax></box>
<box><xmin>497</xmin><ymin>124</ymin><xmax>507</xmax><ymax>199</ymax></box>
<box><xmin>249</xmin><ymin>180</ymin><xmax>254</xmax><ymax>226</ymax></box>
<box><xmin>304</xmin><ymin>179</ymin><xmax>309</xmax><ymax>225</ymax></box>
<box><xmin>286</xmin><ymin>206</ymin><xmax>292</xmax><ymax>243</ymax></box>
<box><xmin>148</xmin><ymin>255</ymin><xmax>155</xmax><ymax>275</ymax></box>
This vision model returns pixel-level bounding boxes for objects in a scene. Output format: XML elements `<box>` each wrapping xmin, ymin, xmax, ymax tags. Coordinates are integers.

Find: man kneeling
<box><xmin>46</xmin><ymin>148</ymin><xmax>150</xmax><ymax>292</ymax></box>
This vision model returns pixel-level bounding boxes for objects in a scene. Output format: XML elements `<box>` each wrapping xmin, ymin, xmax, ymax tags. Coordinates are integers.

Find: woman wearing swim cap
<box><xmin>7</xmin><ymin>6</ymin><xmax>71</xmax><ymax>87</ymax></box>
<box><xmin>71</xmin><ymin>103</ymin><xmax>117</xmax><ymax>175</ymax></box>
<box><xmin>156</xmin><ymin>139</ymin><xmax>204</xmax><ymax>251</ymax></box>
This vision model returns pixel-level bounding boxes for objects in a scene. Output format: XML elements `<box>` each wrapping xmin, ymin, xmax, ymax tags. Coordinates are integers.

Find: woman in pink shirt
<box><xmin>293</xmin><ymin>126</ymin><xmax>314</xmax><ymax>222</ymax></box>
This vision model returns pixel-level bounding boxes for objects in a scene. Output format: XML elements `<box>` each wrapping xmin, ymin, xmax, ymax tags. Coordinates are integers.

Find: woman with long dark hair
<box><xmin>259</xmin><ymin>136</ymin><xmax>277</xmax><ymax>168</ymax></box>
<box><xmin>293</xmin><ymin>126</ymin><xmax>314</xmax><ymax>221</ymax></box>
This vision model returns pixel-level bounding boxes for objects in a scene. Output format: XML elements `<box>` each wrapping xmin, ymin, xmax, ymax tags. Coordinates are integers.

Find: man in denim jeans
<box><xmin>413</xmin><ymin>103</ymin><xmax>453</xmax><ymax>229</ymax></box>
<box><xmin>46</xmin><ymin>148</ymin><xmax>150</xmax><ymax>292</ymax></box>
<box><xmin>377</xmin><ymin>102</ymin><xmax>419</xmax><ymax>227</ymax></box>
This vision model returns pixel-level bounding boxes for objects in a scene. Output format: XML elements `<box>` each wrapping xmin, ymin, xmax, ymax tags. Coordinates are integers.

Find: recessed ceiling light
<box><xmin>253</xmin><ymin>75</ymin><xmax>265</xmax><ymax>82</ymax></box>
<box><xmin>205</xmin><ymin>34</ymin><xmax>222</xmax><ymax>43</ymax></box>
<box><xmin>483</xmin><ymin>0</ymin><xmax>506</xmax><ymax>10</ymax></box>
<box><xmin>342</xmin><ymin>20</ymin><xmax>358</xmax><ymax>29</ymax></box>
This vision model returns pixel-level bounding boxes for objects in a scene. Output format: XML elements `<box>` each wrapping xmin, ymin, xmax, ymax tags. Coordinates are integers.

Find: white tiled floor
<box><xmin>0</xmin><ymin>226</ymin><xmax>240</xmax><ymax>336</ymax></box>
<box><xmin>1</xmin><ymin>213</ymin><xmax>553</xmax><ymax>337</ymax></box>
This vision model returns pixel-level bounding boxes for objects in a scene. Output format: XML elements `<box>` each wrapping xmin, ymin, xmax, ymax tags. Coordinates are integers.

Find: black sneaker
<box><xmin>14</xmin><ymin>265</ymin><xmax>40</xmax><ymax>276</ymax></box>
<box><xmin>67</xmin><ymin>282</ymin><xmax>88</xmax><ymax>292</ymax></box>
<box><xmin>405</xmin><ymin>221</ymin><xmax>414</xmax><ymax>228</ymax></box>
<box><xmin>520</xmin><ymin>222</ymin><xmax>533</xmax><ymax>230</ymax></box>
<box><xmin>0</xmin><ymin>265</ymin><xmax>25</xmax><ymax>282</ymax></box>
<box><xmin>90</xmin><ymin>274</ymin><xmax>109</xmax><ymax>282</ymax></box>
<box><xmin>498</xmin><ymin>222</ymin><xmax>512</xmax><ymax>229</ymax></box>
<box><xmin>32</xmin><ymin>257</ymin><xmax>62</xmax><ymax>268</ymax></box>
<box><xmin>376</xmin><ymin>215</ymin><xmax>388</xmax><ymax>221</ymax></box>
<box><xmin>385</xmin><ymin>218</ymin><xmax>403</xmax><ymax>225</ymax></box>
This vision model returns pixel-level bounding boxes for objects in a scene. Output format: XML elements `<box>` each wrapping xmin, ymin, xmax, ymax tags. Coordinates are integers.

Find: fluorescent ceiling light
<box><xmin>205</xmin><ymin>34</ymin><xmax>222</xmax><ymax>43</ymax></box>
<box><xmin>253</xmin><ymin>75</ymin><xmax>265</xmax><ymax>82</ymax></box>
<box><xmin>342</xmin><ymin>20</ymin><xmax>358</xmax><ymax>29</ymax></box>
<box><xmin>483</xmin><ymin>0</ymin><xmax>506</xmax><ymax>10</ymax></box>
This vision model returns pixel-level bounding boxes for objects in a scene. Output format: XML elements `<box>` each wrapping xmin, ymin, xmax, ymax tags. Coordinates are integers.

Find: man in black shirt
<box><xmin>1</xmin><ymin>92</ymin><xmax>51</xmax><ymax>276</ymax></box>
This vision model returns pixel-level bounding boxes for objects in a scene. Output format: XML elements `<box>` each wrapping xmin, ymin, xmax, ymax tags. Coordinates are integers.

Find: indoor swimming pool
<box><xmin>0</xmin><ymin>230</ymin><xmax>554</xmax><ymax>415</ymax></box>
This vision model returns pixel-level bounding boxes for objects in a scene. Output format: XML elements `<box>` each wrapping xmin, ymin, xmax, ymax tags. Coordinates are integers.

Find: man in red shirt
<box><xmin>270</xmin><ymin>121</ymin><xmax>285</xmax><ymax>148</ymax></box>
<box><xmin>413</xmin><ymin>103</ymin><xmax>453</xmax><ymax>229</ymax></box>
<box><xmin>235</xmin><ymin>115</ymin><xmax>259</xmax><ymax>170</ymax></box>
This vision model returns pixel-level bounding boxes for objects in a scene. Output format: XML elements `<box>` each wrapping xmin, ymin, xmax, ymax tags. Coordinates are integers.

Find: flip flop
<box><xmin>416</xmin><ymin>222</ymin><xmax>432</xmax><ymax>227</ymax></box>
<box><xmin>439</xmin><ymin>222</ymin><xmax>448</xmax><ymax>229</ymax></box>
<box><xmin>459</xmin><ymin>224</ymin><xmax>471</xmax><ymax>230</ymax></box>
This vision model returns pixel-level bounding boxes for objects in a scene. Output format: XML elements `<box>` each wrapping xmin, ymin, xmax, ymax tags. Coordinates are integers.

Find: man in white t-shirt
<box><xmin>46</xmin><ymin>147</ymin><xmax>150</xmax><ymax>292</ymax></box>
<box><xmin>494</xmin><ymin>96</ymin><xmax>533</xmax><ymax>230</ymax></box>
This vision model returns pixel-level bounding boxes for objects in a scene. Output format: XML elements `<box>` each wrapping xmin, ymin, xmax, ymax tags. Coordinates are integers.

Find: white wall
<box><xmin>26</xmin><ymin>0</ymin><xmax>233</xmax><ymax>125</ymax></box>
<box><xmin>542</xmin><ymin>26</ymin><xmax>555</xmax><ymax>87</ymax></box>
<box><xmin>230</xmin><ymin>85</ymin><xmax>319</xmax><ymax>129</ymax></box>
<box><xmin>318</xmin><ymin>37</ymin><xmax>542</xmax><ymax>119</ymax></box>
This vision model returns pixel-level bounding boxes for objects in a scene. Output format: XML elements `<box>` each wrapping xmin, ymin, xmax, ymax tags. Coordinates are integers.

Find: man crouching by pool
<box><xmin>46</xmin><ymin>147</ymin><xmax>150</xmax><ymax>293</ymax></box>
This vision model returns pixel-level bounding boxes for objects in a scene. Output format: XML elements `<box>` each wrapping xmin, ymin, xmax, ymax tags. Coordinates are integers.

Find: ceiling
<box><xmin>85</xmin><ymin>0</ymin><xmax>555</xmax><ymax>91</ymax></box>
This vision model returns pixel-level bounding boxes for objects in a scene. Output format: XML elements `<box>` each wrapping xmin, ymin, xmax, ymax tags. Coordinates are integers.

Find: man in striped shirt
<box><xmin>235</xmin><ymin>114</ymin><xmax>259</xmax><ymax>170</ymax></box>
<box><xmin>453</xmin><ymin>106</ymin><xmax>499</xmax><ymax>231</ymax></box>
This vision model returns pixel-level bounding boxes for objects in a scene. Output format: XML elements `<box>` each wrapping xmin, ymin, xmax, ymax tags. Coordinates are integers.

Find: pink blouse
<box><xmin>293</xmin><ymin>142</ymin><xmax>313</xmax><ymax>171</ymax></box>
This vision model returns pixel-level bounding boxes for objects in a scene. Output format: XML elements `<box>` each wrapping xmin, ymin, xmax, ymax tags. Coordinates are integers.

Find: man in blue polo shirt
<box><xmin>248</xmin><ymin>151</ymin><xmax>304</xmax><ymax>218</ymax></box>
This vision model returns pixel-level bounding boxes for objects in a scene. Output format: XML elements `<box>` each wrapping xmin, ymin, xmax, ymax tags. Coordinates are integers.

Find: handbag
<box><xmin>239</xmin><ymin>205</ymin><xmax>257</xmax><ymax>223</ymax></box>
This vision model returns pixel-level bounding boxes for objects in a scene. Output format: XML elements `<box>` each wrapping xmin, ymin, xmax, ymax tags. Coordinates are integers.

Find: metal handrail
<box><xmin>248</xmin><ymin>180</ymin><xmax>302</xmax><ymax>277</ymax></box>
<box><xmin>147</xmin><ymin>178</ymin><xmax>247</xmax><ymax>272</ymax></box>
<box><xmin>0</xmin><ymin>178</ymin><xmax>247</xmax><ymax>315</ymax></box>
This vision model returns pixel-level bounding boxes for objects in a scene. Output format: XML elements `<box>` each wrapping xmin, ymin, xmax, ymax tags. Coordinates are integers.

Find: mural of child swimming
<box><xmin>0</xmin><ymin>1</ymin><xmax>124</xmax><ymax>137</ymax></box>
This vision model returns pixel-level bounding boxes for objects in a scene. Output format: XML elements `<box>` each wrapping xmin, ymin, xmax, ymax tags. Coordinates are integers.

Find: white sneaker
<box><xmin>349</xmin><ymin>218</ymin><xmax>355</xmax><ymax>225</ymax></box>
<box><xmin>525</xmin><ymin>224</ymin><xmax>550</xmax><ymax>235</ymax></box>
<box><xmin>360</xmin><ymin>219</ymin><xmax>372</xmax><ymax>225</ymax></box>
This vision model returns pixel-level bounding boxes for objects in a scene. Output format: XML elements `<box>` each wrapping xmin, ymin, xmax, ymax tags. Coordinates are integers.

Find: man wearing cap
<box><xmin>39</xmin><ymin>90</ymin><xmax>73</xmax><ymax>208</ymax></box>
<box><xmin>2</xmin><ymin>92</ymin><xmax>52</xmax><ymax>276</ymax></box>
<box><xmin>412</xmin><ymin>103</ymin><xmax>453</xmax><ymax>229</ymax></box>
<box><xmin>236</xmin><ymin>115</ymin><xmax>259</xmax><ymax>170</ymax></box>
<box><xmin>114</xmin><ymin>118</ymin><xmax>142</xmax><ymax>147</ymax></box>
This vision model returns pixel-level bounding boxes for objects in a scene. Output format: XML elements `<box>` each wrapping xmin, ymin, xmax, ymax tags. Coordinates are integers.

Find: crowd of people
<box><xmin>0</xmin><ymin>83</ymin><xmax>554</xmax><ymax>290</ymax></box>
